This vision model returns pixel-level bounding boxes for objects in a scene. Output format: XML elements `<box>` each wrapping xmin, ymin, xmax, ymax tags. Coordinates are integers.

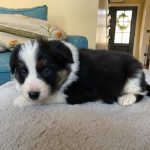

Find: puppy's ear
<box><xmin>52</xmin><ymin>41</ymin><xmax>74</xmax><ymax>64</ymax></box>
<box><xmin>10</xmin><ymin>44</ymin><xmax>21</xmax><ymax>74</ymax></box>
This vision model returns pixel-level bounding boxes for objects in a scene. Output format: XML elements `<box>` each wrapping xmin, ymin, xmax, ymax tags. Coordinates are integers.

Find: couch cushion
<box><xmin>66</xmin><ymin>35</ymin><xmax>88</xmax><ymax>48</ymax></box>
<box><xmin>0</xmin><ymin>51</ymin><xmax>11</xmax><ymax>85</ymax></box>
<box><xmin>0</xmin><ymin>5</ymin><xmax>48</xmax><ymax>20</ymax></box>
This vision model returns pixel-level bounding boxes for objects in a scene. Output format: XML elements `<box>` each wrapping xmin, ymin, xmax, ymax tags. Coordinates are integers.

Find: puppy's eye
<box><xmin>41</xmin><ymin>68</ymin><xmax>52</xmax><ymax>77</ymax></box>
<box><xmin>18</xmin><ymin>69</ymin><xmax>27</xmax><ymax>77</ymax></box>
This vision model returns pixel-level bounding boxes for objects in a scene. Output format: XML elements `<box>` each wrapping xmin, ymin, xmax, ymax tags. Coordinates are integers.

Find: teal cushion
<box><xmin>0</xmin><ymin>5</ymin><xmax>48</xmax><ymax>20</ymax></box>
<box><xmin>0</xmin><ymin>52</ymin><xmax>11</xmax><ymax>85</ymax></box>
<box><xmin>66</xmin><ymin>35</ymin><xmax>88</xmax><ymax>49</ymax></box>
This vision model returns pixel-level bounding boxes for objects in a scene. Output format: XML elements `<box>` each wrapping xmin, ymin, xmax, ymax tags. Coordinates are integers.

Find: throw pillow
<box><xmin>0</xmin><ymin>14</ymin><xmax>66</xmax><ymax>40</ymax></box>
<box><xmin>0</xmin><ymin>5</ymin><xmax>48</xmax><ymax>20</ymax></box>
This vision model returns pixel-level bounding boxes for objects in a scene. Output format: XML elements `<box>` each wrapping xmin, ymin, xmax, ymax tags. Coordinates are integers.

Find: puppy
<box><xmin>10</xmin><ymin>39</ymin><xmax>150</xmax><ymax>107</ymax></box>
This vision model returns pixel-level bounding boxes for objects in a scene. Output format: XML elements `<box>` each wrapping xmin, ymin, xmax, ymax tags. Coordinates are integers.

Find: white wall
<box><xmin>0</xmin><ymin>0</ymin><xmax>99</xmax><ymax>48</ymax></box>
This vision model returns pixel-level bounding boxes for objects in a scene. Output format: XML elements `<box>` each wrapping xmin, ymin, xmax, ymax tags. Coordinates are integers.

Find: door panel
<box><xmin>108</xmin><ymin>7</ymin><xmax>137</xmax><ymax>54</ymax></box>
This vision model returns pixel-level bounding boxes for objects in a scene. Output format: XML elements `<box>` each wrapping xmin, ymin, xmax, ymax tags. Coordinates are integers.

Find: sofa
<box><xmin>0</xmin><ymin>5</ymin><xmax>88</xmax><ymax>85</ymax></box>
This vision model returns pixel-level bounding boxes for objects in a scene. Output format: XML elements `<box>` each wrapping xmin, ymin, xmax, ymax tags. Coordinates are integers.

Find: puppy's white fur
<box><xmin>123</xmin><ymin>70</ymin><xmax>144</xmax><ymax>95</ymax></box>
<box><xmin>117</xmin><ymin>70</ymin><xmax>145</xmax><ymax>106</ymax></box>
<box><xmin>60</xmin><ymin>42</ymin><xmax>80</xmax><ymax>92</ymax></box>
<box><xmin>118</xmin><ymin>94</ymin><xmax>136</xmax><ymax>106</ymax></box>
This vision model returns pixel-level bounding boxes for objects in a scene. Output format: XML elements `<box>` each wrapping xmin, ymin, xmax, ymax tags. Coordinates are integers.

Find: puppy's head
<box><xmin>10</xmin><ymin>39</ymin><xmax>74</xmax><ymax>102</ymax></box>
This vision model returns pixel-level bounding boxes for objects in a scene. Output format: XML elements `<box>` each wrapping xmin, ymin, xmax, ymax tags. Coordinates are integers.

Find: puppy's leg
<box><xmin>118</xmin><ymin>94</ymin><xmax>144</xmax><ymax>106</ymax></box>
<box><xmin>118</xmin><ymin>94</ymin><xmax>136</xmax><ymax>106</ymax></box>
<box><xmin>13</xmin><ymin>95</ymin><xmax>32</xmax><ymax>107</ymax></box>
<box><xmin>118</xmin><ymin>70</ymin><xmax>146</xmax><ymax>106</ymax></box>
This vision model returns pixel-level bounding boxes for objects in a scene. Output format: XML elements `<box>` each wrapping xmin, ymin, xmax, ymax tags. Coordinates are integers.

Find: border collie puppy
<box><xmin>10</xmin><ymin>39</ymin><xmax>150</xmax><ymax>107</ymax></box>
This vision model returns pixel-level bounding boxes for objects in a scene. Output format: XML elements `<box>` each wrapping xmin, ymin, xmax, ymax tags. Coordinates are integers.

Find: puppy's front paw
<box><xmin>118</xmin><ymin>94</ymin><xmax>136</xmax><ymax>106</ymax></box>
<box><xmin>13</xmin><ymin>96</ymin><xmax>32</xmax><ymax>107</ymax></box>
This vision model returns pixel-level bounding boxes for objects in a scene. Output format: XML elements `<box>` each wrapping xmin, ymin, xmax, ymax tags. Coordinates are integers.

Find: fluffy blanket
<box><xmin>0</xmin><ymin>70</ymin><xmax>150</xmax><ymax>150</ymax></box>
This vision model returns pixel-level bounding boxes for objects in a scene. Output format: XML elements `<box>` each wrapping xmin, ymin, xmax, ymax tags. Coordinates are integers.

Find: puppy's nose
<box><xmin>28</xmin><ymin>91</ymin><xmax>40</xmax><ymax>100</ymax></box>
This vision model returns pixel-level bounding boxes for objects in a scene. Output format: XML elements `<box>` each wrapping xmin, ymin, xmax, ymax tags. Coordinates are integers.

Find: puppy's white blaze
<box><xmin>19</xmin><ymin>40</ymin><xmax>38</xmax><ymax>78</ymax></box>
<box><xmin>18</xmin><ymin>40</ymin><xmax>51</xmax><ymax>102</ymax></box>
<box><xmin>123</xmin><ymin>70</ymin><xmax>145</xmax><ymax>95</ymax></box>
<box><xmin>60</xmin><ymin>41</ymin><xmax>80</xmax><ymax>92</ymax></box>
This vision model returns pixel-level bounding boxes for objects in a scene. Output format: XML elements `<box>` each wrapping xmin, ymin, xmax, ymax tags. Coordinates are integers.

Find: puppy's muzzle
<box><xmin>28</xmin><ymin>91</ymin><xmax>40</xmax><ymax>100</ymax></box>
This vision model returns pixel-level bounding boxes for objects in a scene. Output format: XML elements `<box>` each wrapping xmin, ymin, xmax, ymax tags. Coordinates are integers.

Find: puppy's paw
<box><xmin>118</xmin><ymin>94</ymin><xmax>136</xmax><ymax>106</ymax></box>
<box><xmin>13</xmin><ymin>95</ymin><xmax>32</xmax><ymax>107</ymax></box>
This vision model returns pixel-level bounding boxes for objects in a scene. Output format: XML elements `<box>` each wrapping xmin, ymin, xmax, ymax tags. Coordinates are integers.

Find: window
<box><xmin>114</xmin><ymin>10</ymin><xmax>132</xmax><ymax>44</ymax></box>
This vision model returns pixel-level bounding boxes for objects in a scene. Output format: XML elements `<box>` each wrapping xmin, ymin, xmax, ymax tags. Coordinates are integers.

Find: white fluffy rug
<box><xmin>0</xmin><ymin>70</ymin><xmax>150</xmax><ymax>150</ymax></box>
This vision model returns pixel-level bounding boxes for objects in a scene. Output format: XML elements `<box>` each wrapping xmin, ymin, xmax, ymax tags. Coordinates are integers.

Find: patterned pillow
<box><xmin>0</xmin><ymin>46</ymin><xmax>6</xmax><ymax>52</ymax></box>
<box><xmin>0</xmin><ymin>14</ymin><xmax>66</xmax><ymax>41</ymax></box>
<box><xmin>0</xmin><ymin>14</ymin><xmax>67</xmax><ymax>51</ymax></box>
<box><xmin>0</xmin><ymin>32</ymin><xmax>30</xmax><ymax>51</ymax></box>
<box><xmin>0</xmin><ymin>5</ymin><xmax>48</xmax><ymax>52</ymax></box>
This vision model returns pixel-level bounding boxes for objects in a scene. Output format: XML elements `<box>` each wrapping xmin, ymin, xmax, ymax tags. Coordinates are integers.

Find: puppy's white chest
<box><xmin>14</xmin><ymin>92</ymin><xmax>67</xmax><ymax>107</ymax></box>
<box><xmin>47</xmin><ymin>92</ymin><xmax>67</xmax><ymax>104</ymax></box>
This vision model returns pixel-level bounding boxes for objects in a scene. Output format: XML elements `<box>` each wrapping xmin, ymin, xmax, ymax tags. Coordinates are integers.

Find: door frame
<box><xmin>139</xmin><ymin>0</ymin><xmax>150</xmax><ymax>64</ymax></box>
<box><xmin>109</xmin><ymin>6</ymin><xmax>137</xmax><ymax>54</ymax></box>
<box><xmin>109</xmin><ymin>3</ymin><xmax>140</xmax><ymax>56</ymax></box>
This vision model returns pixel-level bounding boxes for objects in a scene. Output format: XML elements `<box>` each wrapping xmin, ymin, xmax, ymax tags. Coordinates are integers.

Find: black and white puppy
<box><xmin>10</xmin><ymin>39</ymin><xmax>150</xmax><ymax>107</ymax></box>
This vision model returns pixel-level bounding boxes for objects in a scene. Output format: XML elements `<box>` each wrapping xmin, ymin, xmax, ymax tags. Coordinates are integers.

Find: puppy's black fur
<box><xmin>65</xmin><ymin>49</ymin><xmax>146</xmax><ymax>104</ymax></box>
